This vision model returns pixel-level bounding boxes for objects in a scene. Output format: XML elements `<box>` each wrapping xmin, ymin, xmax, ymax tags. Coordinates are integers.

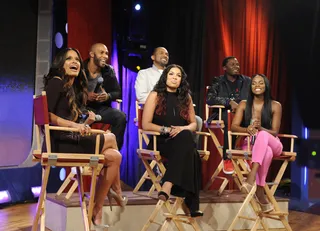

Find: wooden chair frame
<box><xmin>203</xmin><ymin>100</ymin><xmax>229</xmax><ymax>195</ymax></box>
<box><xmin>32</xmin><ymin>91</ymin><xmax>106</xmax><ymax>231</ymax></box>
<box><xmin>56</xmin><ymin>99</ymin><xmax>122</xmax><ymax>200</ymax></box>
<box><xmin>226</xmin><ymin>110</ymin><xmax>297</xmax><ymax>231</ymax></box>
<box><xmin>133</xmin><ymin>103</ymin><xmax>210</xmax><ymax>197</ymax></box>
<box><xmin>133</xmin><ymin>103</ymin><xmax>210</xmax><ymax>230</ymax></box>
<box><xmin>137</xmin><ymin>131</ymin><xmax>208</xmax><ymax>231</ymax></box>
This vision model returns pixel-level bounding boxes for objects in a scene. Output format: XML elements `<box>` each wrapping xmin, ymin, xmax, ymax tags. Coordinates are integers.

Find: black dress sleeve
<box><xmin>46</xmin><ymin>77</ymin><xmax>64</xmax><ymax>113</ymax></box>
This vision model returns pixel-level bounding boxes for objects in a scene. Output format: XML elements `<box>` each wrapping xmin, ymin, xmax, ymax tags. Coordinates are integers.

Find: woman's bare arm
<box><xmin>141</xmin><ymin>91</ymin><xmax>163</xmax><ymax>132</ymax></box>
<box><xmin>49</xmin><ymin>112</ymin><xmax>78</xmax><ymax>128</ymax></box>
<box><xmin>231</xmin><ymin>100</ymin><xmax>248</xmax><ymax>133</ymax></box>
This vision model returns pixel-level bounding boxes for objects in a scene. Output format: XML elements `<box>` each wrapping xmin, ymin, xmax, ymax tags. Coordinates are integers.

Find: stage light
<box><xmin>54</xmin><ymin>32</ymin><xmax>63</xmax><ymax>49</ymax></box>
<box><xmin>0</xmin><ymin>190</ymin><xmax>11</xmax><ymax>204</ymax></box>
<box><xmin>135</xmin><ymin>4</ymin><xmax>141</xmax><ymax>11</ymax></box>
<box><xmin>65</xmin><ymin>23</ymin><xmax>68</xmax><ymax>34</ymax></box>
<box><xmin>31</xmin><ymin>186</ymin><xmax>41</xmax><ymax>198</ymax></box>
<box><xmin>59</xmin><ymin>168</ymin><xmax>66</xmax><ymax>181</ymax></box>
<box><xmin>312</xmin><ymin>151</ymin><xmax>317</xmax><ymax>156</ymax></box>
<box><xmin>136</xmin><ymin>66</ymin><xmax>141</xmax><ymax>71</ymax></box>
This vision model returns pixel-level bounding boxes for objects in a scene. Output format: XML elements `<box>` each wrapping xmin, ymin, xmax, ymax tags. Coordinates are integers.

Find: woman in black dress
<box><xmin>44</xmin><ymin>48</ymin><xmax>126</xmax><ymax>227</ymax></box>
<box><xmin>142</xmin><ymin>64</ymin><xmax>203</xmax><ymax>217</ymax></box>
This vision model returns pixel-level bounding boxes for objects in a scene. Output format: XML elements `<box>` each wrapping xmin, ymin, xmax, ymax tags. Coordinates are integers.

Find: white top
<box><xmin>135</xmin><ymin>64</ymin><xmax>164</xmax><ymax>103</ymax></box>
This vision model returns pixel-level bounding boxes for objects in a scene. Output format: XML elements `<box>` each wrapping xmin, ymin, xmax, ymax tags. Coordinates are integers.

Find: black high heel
<box><xmin>184</xmin><ymin>196</ymin><xmax>203</xmax><ymax>217</ymax></box>
<box><xmin>158</xmin><ymin>191</ymin><xmax>169</xmax><ymax>201</ymax></box>
<box><xmin>190</xmin><ymin>210</ymin><xmax>204</xmax><ymax>217</ymax></box>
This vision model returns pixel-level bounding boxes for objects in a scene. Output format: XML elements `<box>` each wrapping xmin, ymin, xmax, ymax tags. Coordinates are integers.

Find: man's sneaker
<box><xmin>223</xmin><ymin>159</ymin><xmax>235</xmax><ymax>174</ymax></box>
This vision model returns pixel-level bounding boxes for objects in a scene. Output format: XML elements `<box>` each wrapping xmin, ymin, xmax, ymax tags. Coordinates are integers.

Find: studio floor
<box><xmin>1</xmin><ymin>202</ymin><xmax>319</xmax><ymax>231</ymax></box>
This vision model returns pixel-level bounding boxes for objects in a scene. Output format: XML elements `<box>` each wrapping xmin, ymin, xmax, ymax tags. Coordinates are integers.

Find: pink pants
<box><xmin>242</xmin><ymin>130</ymin><xmax>283</xmax><ymax>186</ymax></box>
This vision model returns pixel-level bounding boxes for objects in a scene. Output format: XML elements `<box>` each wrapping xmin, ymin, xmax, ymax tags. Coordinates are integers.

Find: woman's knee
<box><xmin>257</xmin><ymin>130</ymin><xmax>269</xmax><ymax>139</ymax></box>
<box><xmin>104</xmin><ymin>148</ymin><xmax>122</xmax><ymax>164</ymax></box>
<box><xmin>104</xmin><ymin>133</ymin><xmax>117</xmax><ymax>146</ymax></box>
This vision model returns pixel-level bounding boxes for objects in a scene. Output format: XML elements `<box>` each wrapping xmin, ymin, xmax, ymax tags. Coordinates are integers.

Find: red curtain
<box><xmin>203</xmin><ymin>0</ymin><xmax>289</xmax><ymax>189</ymax></box>
<box><xmin>67</xmin><ymin>0</ymin><xmax>112</xmax><ymax>60</ymax></box>
<box><xmin>67</xmin><ymin>0</ymin><xmax>112</xmax><ymax>192</ymax></box>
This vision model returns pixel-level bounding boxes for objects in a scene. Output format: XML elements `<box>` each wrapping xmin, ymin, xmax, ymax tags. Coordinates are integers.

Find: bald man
<box><xmin>84</xmin><ymin>43</ymin><xmax>126</xmax><ymax>150</ymax></box>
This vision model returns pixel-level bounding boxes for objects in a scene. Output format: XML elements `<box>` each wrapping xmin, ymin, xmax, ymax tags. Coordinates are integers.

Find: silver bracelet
<box><xmin>160</xmin><ymin>126</ymin><xmax>168</xmax><ymax>135</ymax></box>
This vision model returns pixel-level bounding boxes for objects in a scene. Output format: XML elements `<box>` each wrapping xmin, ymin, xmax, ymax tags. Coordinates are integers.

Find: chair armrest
<box><xmin>140</xmin><ymin>130</ymin><xmax>161</xmax><ymax>136</ymax></box>
<box><xmin>194</xmin><ymin>131</ymin><xmax>211</xmax><ymax>136</ymax></box>
<box><xmin>115</xmin><ymin>99</ymin><xmax>122</xmax><ymax>103</ymax></box>
<box><xmin>207</xmin><ymin>105</ymin><xmax>225</xmax><ymax>109</ymax></box>
<box><xmin>49</xmin><ymin>126</ymin><xmax>106</xmax><ymax>134</ymax></box>
<box><xmin>229</xmin><ymin>132</ymin><xmax>250</xmax><ymax>137</ymax></box>
<box><xmin>278</xmin><ymin>134</ymin><xmax>298</xmax><ymax>139</ymax></box>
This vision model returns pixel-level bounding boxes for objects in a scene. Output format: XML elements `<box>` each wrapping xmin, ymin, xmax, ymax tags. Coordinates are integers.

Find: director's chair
<box><xmin>56</xmin><ymin>99</ymin><xmax>122</xmax><ymax>200</ymax></box>
<box><xmin>203</xmin><ymin>86</ymin><xmax>229</xmax><ymax>195</ymax></box>
<box><xmin>32</xmin><ymin>91</ymin><xmax>105</xmax><ymax>231</ymax></box>
<box><xmin>134</xmin><ymin>104</ymin><xmax>210</xmax><ymax>230</ymax></box>
<box><xmin>226</xmin><ymin>110</ymin><xmax>297</xmax><ymax>231</ymax></box>
<box><xmin>133</xmin><ymin>102</ymin><xmax>210</xmax><ymax>198</ymax></box>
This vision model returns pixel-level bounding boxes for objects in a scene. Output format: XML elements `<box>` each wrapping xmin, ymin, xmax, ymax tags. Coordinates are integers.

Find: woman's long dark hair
<box><xmin>153</xmin><ymin>64</ymin><xmax>191</xmax><ymax>121</ymax></box>
<box><xmin>43</xmin><ymin>48</ymin><xmax>88</xmax><ymax>121</ymax></box>
<box><xmin>244</xmin><ymin>74</ymin><xmax>272</xmax><ymax>129</ymax></box>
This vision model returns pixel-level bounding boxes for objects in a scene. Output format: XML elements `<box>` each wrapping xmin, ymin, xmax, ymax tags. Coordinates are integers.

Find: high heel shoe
<box><xmin>240</xmin><ymin>181</ymin><xmax>255</xmax><ymax>194</ymax></box>
<box><xmin>241</xmin><ymin>182</ymin><xmax>274</xmax><ymax>213</ymax></box>
<box><xmin>190</xmin><ymin>210</ymin><xmax>204</xmax><ymax>217</ymax></box>
<box><xmin>158</xmin><ymin>191</ymin><xmax>169</xmax><ymax>202</ymax></box>
<box><xmin>107</xmin><ymin>188</ymin><xmax>128</xmax><ymax>211</ymax></box>
<box><xmin>91</xmin><ymin>214</ymin><xmax>109</xmax><ymax>228</ymax></box>
<box><xmin>256</xmin><ymin>199</ymin><xmax>274</xmax><ymax>213</ymax></box>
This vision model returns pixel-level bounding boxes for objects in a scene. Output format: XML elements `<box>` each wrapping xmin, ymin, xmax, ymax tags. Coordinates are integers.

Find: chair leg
<box><xmin>76</xmin><ymin>167</ymin><xmax>90</xmax><ymax>231</ymax></box>
<box><xmin>147</xmin><ymin>173</ymin><xmax>163</xmax><ymax>197</ymax></box>
<box><xmin>40</xmin><ymin>190</ymin><xmax>46</xmax><ymax>231</ymax></box>
<box><xmin>204</xmin><ymin>128</ymin><xmax>229</xmax><ymax>193</ymax></box>
<box><xmin>87</xmin><ymin>166</ymin><xmax>99</xmax><ymax>228</ymax></box>
<box><xmin>204</xmin><ymin>160</ymin><xmax>228</xmax><ymax>194</ymax></box>
<box><xmin>160</xmin><ymin>198</ymin><xmax>185</xmax><ymax>231</ymax></box>
<box><xmin>141</xmin><ymin>159</ymin><xmax>162</xmax><ymax>192</ymax></box>
<box><xmin>141</xmin><ymin>200</ymin><xmax>165</xmax><ymax>231</ymax></box>
<box><xmin>264</xmin><ymin>185</ymin><xmax>292</xmax><ymax>231</ymax></box>
<box><xmin>133</xmin><ymin>160</ymin><xmax>157</xmax><ymax>195</ymax></box>
<box><xmin>227</xmin><ymin>185</ymin><xmax>257</xmax><ymax>231</ymax></box>
<box><xmin>32</xmin><ymin>166</ymin><xmax>51</xmax><ymax>231</ymax></box>
<box><xmin>160</xmin><ymin>198</ymin><xmax>202</xmax><ymax>231</ymax></box>
<box><xmin>56</xmin><ymin>172</ymin><xmax>75</xmax><ymax>197</ymax></box>
<box><xmin>65</xmin><ymin>180</ymin><xmax>78</xmax><ymax>200</ymax></box>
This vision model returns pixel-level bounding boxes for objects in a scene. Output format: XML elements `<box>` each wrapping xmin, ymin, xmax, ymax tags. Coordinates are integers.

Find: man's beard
<box><xmin>159</xmin><ymin>60</ymin><xmax>167</xmax><ymax>67</ymax></box>
<box><xmin>93</xmin><ymin>55</ymin><xmax>105</xmax><ymax>68</ymax></box>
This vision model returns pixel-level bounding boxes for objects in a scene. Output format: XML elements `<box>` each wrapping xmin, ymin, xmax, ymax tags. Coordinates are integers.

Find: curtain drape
<box><xmin>204</xmin><ymin>0</ymin><xmax>290</xmax><ymax>189</ymax></box>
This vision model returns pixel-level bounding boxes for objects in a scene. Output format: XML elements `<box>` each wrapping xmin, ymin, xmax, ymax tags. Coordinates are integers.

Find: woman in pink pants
<box><xmin>231</xmin><ymin>74</ymin><xmax>283</xmax><ymax>212</ymax></box>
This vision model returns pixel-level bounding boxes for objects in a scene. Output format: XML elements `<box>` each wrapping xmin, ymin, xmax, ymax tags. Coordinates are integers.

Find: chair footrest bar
<box><xmin>238</xmin><ymin>216</ymin><xmax>257</xmax><ymax>221</ymax></box>
<box><xmin>263</xmin><ymin>211</ymin><xmax>289</xmax><ymax>216</ymax></box>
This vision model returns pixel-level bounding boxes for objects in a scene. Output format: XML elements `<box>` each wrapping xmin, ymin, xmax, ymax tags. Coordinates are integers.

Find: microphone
<box><xmin>94</xmin><ymin>77</ymin><xmax>104</xmax><ymax>93</ymax></box>
<box><xmin>251</xmin><ymin>135</ymin><xmax>256</xmax><ymax>146</ymax></box>
<box><xmin>95</xmin><ymin>114</ymin><xmax>102</xmax><ymax>121</ymax></box>
<box><xmin>80</xmin><ymin>111</ymin><xmax>102</xmax><ymax>122</ymax></box>
<box><xmin>250</xmin><ymin>119</ymin><xmax>256</xmax><ymax>146</ymax></box>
